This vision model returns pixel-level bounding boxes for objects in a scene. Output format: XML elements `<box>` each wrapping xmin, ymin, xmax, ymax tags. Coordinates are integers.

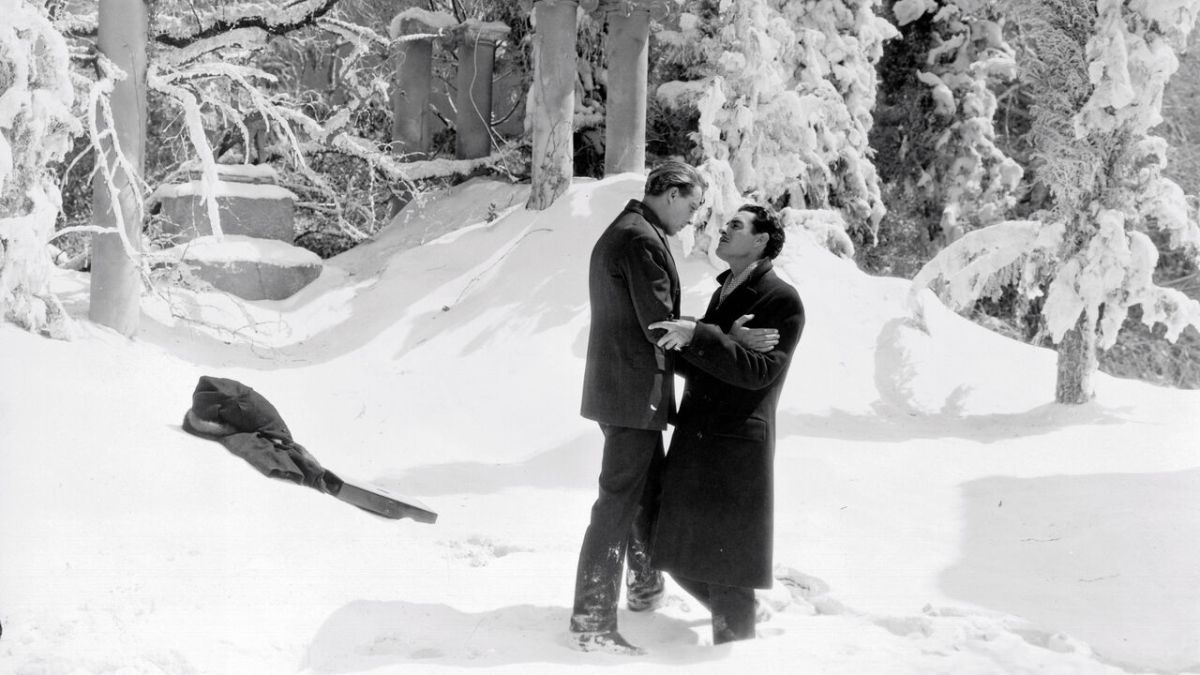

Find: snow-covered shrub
<box><xmin>0</xmin><ymin>0</ymin><xmax>80</xmax><ymax>338</ymax></box>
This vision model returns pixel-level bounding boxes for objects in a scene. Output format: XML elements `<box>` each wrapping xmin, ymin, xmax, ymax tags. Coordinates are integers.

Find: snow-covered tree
<box><xmin>0</xmin><ymin>0</ymin><xmax>80</xmax><ymax>338</ymax></box>
<box><xmin>656</xmin><ymin>0</ymin><xmax>898</xmax><ymax>258</ymax></box>
<box><xmin>912</xmin><ymin>0</ymin><xmax>1200</xmax><ymax>404</ymax></box>
<box><xmin>885</xmin><ymin>0</ymin><xmax>1023</xmax><ymax>244</ymax></box>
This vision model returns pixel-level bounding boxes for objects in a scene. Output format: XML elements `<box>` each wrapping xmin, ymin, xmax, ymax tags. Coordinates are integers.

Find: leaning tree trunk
<box><xmin>1055</xmin><ymin>313</ymin><xmax>1098</xmax><ymax>404</ymax></box>
<box><xmin>88</xmin><ymin>0</ymin><xmax>148</xmax><ymax>336</ymax></box>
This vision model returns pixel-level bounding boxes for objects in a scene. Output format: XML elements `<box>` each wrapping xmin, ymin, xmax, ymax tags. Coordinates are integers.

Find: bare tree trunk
<box><xmin>89</xmin><ymin>0</ymin><xmax>148</xmax><ymax>336</ymax></box>
<box><xmin>527</xmin><ymin>0</ymin><xmax>577</xmax><ymax>211</ymax></box>
<box><xmin>1056</xmin><ymin>313</ymin><xmax>1098</xmax><ymax>404</ymax></box>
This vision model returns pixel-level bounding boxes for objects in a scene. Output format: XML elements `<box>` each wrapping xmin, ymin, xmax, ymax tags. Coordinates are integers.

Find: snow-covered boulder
<box><xmin>173</xmin><ymin>235</ymin><xmax>322</xmax><ymax>301</ymax></box>
<box><xmin>153</xmin><ymin>164</ymin><xmax>297</xmax><ymax>244</ymax></box>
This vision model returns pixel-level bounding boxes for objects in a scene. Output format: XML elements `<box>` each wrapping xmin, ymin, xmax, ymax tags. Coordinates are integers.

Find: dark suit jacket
<box><xmin>580</xmin><ymin>200</ymin><xmax>681</xmax><ymax>431</ymax></box>
<box><xmin>651</xmin><ymin>259</ymin><xmax>805</xmax><ymax>588</ymax></box>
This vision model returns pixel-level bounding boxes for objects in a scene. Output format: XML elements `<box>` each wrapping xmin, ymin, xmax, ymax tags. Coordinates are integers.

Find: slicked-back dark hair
<box><xmin>739</xmin><ymin>204</ymin><xmax>785</xmax><ymax>260</ymax></box>
<box><xmin>645</xmin><ymin>160</ymin><xmax>708</xmax><ymax>197</ymax></box>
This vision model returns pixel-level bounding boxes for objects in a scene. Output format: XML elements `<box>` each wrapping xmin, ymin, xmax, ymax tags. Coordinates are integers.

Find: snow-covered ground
<box><xmin>2</xmin><ymin>175</ymin><xmax>1198</xmax><ymax>674</ymax></box>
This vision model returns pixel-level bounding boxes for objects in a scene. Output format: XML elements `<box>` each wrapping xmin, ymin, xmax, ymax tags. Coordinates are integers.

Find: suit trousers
<box><xmin>569</xmin><ymin>424</ymin><xmax>665</xmax><ymax>633</ymax></box>
<box><xmin>672</xmin><ymin>574</ymin><xmax>756</xmax><ymax>644</ymax></box>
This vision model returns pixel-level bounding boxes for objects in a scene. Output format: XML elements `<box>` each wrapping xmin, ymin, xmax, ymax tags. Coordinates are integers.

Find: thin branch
<box><xmin>491</xmin><ymin>93</ymin><xmax>523</xmax><ymax>128</ymax></box>
<box><xmin>114</xmin><ymin>0</ymin><xmax>347</xmax><ymax>48</ymax></box>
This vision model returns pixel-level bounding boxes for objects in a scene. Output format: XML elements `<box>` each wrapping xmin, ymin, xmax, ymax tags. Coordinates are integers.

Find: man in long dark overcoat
<box><xmin>649</xmin><ymin>204</ymin><xmax>805</xmax><ymax>644</ymax></box>
<box><xmin>569</xmin><ymin>161</ymin><xmax>708</xmax><ymax>655</ymax></box>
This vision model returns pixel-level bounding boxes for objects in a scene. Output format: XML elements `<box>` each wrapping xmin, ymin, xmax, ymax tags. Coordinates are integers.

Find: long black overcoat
<box><xmin>580</xmin><ymin>200</ymin><xmax>681</xmax><ymax>431</ymax></box>
<box><xmin>651</xmin><ymin>259</ymin><xmax>805</xmax><ymax>589</ymax></box>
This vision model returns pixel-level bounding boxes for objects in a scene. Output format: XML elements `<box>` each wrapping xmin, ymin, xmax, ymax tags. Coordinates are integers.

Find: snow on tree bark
<box><xmin>0</xmin><ymin>0</ymin><xmax>81</xmax><ymax>339</ymax></box>
<box><xmin>527</xmin><ymin>0</ymin><xmax>577</xmax><ymax>211</ymax></box>
<box><xmin>1055</xmin><ymin>312</ymin><xmax>1098</xmax><ymax>404</ymax></box>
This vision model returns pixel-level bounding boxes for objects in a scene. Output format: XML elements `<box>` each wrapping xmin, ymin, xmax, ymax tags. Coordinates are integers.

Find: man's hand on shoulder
<box><xmin>729</xmin><ymin>314</ymin><xmax>778</xmax><ymax>353</ymax></box>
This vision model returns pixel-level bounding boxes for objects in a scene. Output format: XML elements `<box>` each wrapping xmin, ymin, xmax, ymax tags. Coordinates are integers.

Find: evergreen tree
<box><xmin>913</xmin><ymin>0</ymin><xmax>1200</xmax><ymax>403</ymax></box>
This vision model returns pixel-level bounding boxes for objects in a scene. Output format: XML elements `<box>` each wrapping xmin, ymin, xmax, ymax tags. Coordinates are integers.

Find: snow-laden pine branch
<box><xmin>911</xmin><ymin>219</ymin><xmax>1062</xmax><ymax>311</ymax></box>
<box><xmin>1043</xmin><ymin>209</ymin><xmax>1200</xmax><ymax>347</ymax></box>
<box><xmin>894</xmin><ymin>1</ymin><xmax>1024</xmax><ymax>242</ymax></box>
<box><xmin>658</xmin><ymin>0</ymin><xmax>897</xmax><ymax>259</ymax></box>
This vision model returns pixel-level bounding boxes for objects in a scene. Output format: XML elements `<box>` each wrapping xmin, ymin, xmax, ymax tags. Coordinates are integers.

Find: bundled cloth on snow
<box><xmin>182</xmin><ymin>375</ymin><xmax>343</xmax><ymax>493</ymax></box>
<box><xmin>181</xmin><ymin>375</ymin><xmax>437</xmax><ymax>523</ymax></box>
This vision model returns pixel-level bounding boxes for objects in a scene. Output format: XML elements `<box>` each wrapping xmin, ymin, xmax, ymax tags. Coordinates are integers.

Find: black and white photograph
<box><xmin>1</xmin><ymin>0</ymin><xmax>1198</xmax><ymax>672</ymax></box>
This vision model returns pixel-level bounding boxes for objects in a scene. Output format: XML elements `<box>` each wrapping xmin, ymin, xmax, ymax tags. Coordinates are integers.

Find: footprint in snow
<box><xmin>440</xmin><ymin>535</ymin><xmax>532</xmax><ymax>567</ymax></box>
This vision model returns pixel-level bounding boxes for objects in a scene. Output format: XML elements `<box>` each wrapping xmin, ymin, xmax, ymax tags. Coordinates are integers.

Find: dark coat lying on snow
<box><xmin>182</xmin><ymin>375</ymin><xmax>342</xmax><ymax>494</ymax></box>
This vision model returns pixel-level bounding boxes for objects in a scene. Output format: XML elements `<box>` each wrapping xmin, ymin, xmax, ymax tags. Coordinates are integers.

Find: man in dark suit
<box><xmin>570</xmin><ymin>161</ymin><xmax>708</xmax><ymax>655</ymax></box>
<box><xmin>649</xmin><ymin>204</ymin><xmax>805</xmax><ymax>645</ymax></box>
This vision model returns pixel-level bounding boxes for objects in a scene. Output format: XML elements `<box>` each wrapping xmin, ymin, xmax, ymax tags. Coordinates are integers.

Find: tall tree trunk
<box><xmin>526</xmin><ymin>0</ymin><xmax>577</xmax><ymax>211</ymax></box>
<box><xmin>88</xmin><ymin>0</ymin><xmax>148</xmax><ymax>336</ymax></box>
<box><xmin>1055</xmin><ymin>313</ymin><xmax>1098</xmax><ymax>404</ymax></box>
<box><xmin>603</xmin><ymin>7</ymin><xmax>650</xmax><ymax>176</ymax></box>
